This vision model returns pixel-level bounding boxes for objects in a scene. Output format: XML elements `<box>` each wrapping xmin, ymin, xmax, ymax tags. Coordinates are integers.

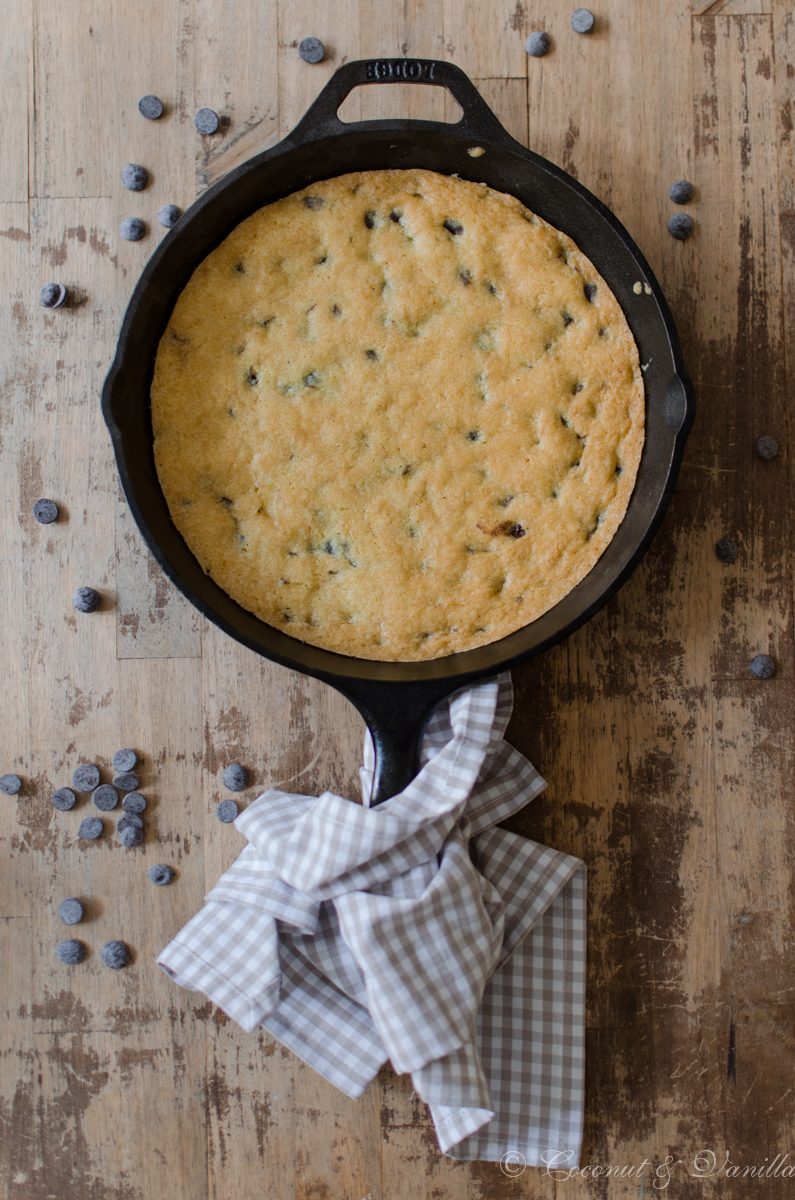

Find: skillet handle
<box><xmin>289</xmin><ymin>57</ymin><xmax>515</xmax><ymax>148</ymax></box>
<box><xmin>335</xmin><ymin>677</ymin><xmax>456</xmax><ymax>806</ymax></box>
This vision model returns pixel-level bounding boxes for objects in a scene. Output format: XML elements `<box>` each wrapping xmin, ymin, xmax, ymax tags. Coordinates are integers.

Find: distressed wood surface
<box><xmin>1</xmin><ymin>1</ymin><xmax>794</xmax><ymax>1197</ymax></box>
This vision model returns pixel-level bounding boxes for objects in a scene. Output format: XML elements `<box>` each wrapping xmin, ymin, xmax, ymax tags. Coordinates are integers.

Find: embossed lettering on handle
<box><xmin>365</xmin><ymin>59</ymin><xmax>435</xmax><ymax>81</ymax></box>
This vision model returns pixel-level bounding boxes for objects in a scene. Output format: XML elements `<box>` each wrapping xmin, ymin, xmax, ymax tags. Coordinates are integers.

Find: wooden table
<box><xmin>2</xmin><ymin>0</ymin><xmax>793</xmax><ymax>1195</ymax></box>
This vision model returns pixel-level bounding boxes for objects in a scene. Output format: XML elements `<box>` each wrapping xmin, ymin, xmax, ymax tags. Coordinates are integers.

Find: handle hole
<box><xmin>337</xmin><ymin>83</ymin><xmax>463</xmax><ymax>125</ymax></box>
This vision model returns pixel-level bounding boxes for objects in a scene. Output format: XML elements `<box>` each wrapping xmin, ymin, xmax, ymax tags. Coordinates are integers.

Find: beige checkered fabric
<box><xmin>157</xmin><ymin>673</ymin><xmax>585</xmax><ymax>1164</ymax></box>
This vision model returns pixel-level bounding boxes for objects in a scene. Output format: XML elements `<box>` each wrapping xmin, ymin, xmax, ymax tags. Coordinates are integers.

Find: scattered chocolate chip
<box><xmin>148</xmin><ymin>863</ymin><xmax>175</xmax><ymax>886</ymax></box>
<box><xmin>120</xmin><ymin>217</ymin><xmax>146</xmax><ymax>242</ymax></box>
<box><xmin>217</xmin><ymin>799</ymin><xmax>239</xmax><ymax>823</ymax></box>
<box><xmin>750</xmin><ymin>654</ymin><xmax>775</xmax><ymax>679</ymax></box>
<box><xmin>158</xmin><ymin>203</ymin><xmax>181</xmax><ymax>228</ymax></box>
<box><xmin>52</xmin><ymin>787</ymin><xmax>76</xmax><ymax>811</ymax></box>
<box><xmin>73</xmin><ymin>586</ymin><xmax>101</xmax><ymax>613</ymax></box>
<box><xmin>298</xmin><ymin>36</ymin><xmax>325</xmax><ymax>63</ymax></box>
<box><xmin>526</xmin><ymin>31</ymin><xmax>550</xmax><ymax>56</ymax></box>
<box><xmin>121</xmin><ymin>163</ymin><xmax>148</xmax><ymax>191</ymax></box>
<box><xmin>59</xmin><ymin>898</ymin><xmax>83</xmax><ymax>925</ymax></box>
<box><xmin>365</xmin><ymin>349</ymin><xmax>378</xmax><ymax>360</ymax></box>
<box><xmin>117</xmin><ymin>813</ymin><xmax>143</xmax><ymax>833</ymax></box>
<box><xmin>194</xmin><ymin>107</ymin><xmax>220</xmax><ymax>135</ymax></box>
<box><xmin>93</xmin><ymin>784</ymin><xmax>119</xmax><ymax>812</ymax></box>
<box><xmin>389</xmin><ymin>211</ymin><xmax>401</xmax><ymax>223</ymax></box>
<box><xmin>669</xmin><ymin>179</ymin><xmax>694</xmax><ymax>204</ymax></box>
<box><xmin>508</xmin><ymin>523</ymin><xmax>526</xmax><ymax>538</ymax></box>
<box><xmin>571</xmin><ymin>8</ymin><xmax>594</xmax><ymax>32</ymax></box>
<box><xmin>443</xmin><ymin>219</ymin><xmax>463</xmax><ymax>235</ymax></box>
<box><xmin>584</xmin><ymin>283</ymin><xmax>597</xmax><ymax>302</ymax></box>
<box><xmin>33</xmin><ymin>498</ymin><xmax>58</xmax><ymax>523</ymax></box>
<box><xmin>364</xmin><ymin>211</ymin><xmax>376</xmax><ymax>229</ymax></box>
<box><xmin>112</xmin><ymin>749</ymin><xmax>137</xmax><ymax>773</ymax></box>
<box><xmin>119</xmin><ymin>824</ymin><xmax>144</xmax><ymax>847</ymax></box>
<box><xmin>756</xmin><ymin>435</ymin><xmax>779</xmax><ymax>461</ymax></box>
<box><xmin>72</xmin><ymin>764</ymin><xmax>100</xmax><ymax>792</ymax></box>
<box><xmin>78</xmin><ymin>817</ymin><xmax>103</xmax><ymax>839</ymax></box>
<box><xmin>304</xmin><ymin>195</ymin><xmax>324</xmax><ymax>209</ymax></box>
<box><xmin>101</xmin><ymin>940</ymin><xmax>131</xmax><ymax>969</ymax></box>
<box><xmin>122</xmin><ymin>792</ymin><xmax>147</xmax><ymax>814</ymax></box>
<box><xmin>113</xmin><ymin>772</ymin><xmax>139</xmax><ymax>793</ymax></box>
<box><xmin>668</xmin><ymin>213</ymin><xmax>694</xmax><ymax>240</ymax></box>
<box><xmin>39</xmin><ymin>282</ymin><xmax>68</xmax><ymax>309</ymax></box>
<box><xmin>0</xmin><ymin>774</ymin><xmax>22</xmax><ymax>795</ymax></box>
<box><xmin>223</xmin><ymin>764</ymin><xmax>248</xmax><ymax>792</ymax></box>
<box><xmin>138</xmin><ymin>94</ymin><xmax>164</xmax><ymax>120</ymax></box>
<box><xmin>57</xmin><ymin>939</ymin><xmax>86</xmax><ymax>965</ymax></box>
<box><xmin>715</xmin><ymin>538</ymin><xmax>738</xmax><ymax>563</ymax></box>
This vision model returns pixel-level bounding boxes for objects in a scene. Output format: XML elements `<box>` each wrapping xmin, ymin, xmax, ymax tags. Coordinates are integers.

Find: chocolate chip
<box><xmin>526</xmin><ymin>31</ymin><xmax>550</xmax><ymax>56</ymax></box>
<box><xmin>365</xmin><ymin>349</ymin><xmax>378</xmax><ymax>360</ymax></box>
<box><xmin>117</xmin><ymin>813</ymin><xmax>143</xmax><ymax>833</ymax></box>
<box><xmin>508</xmin><ymin>523</ymin><xmax>526</xmax><ymax>538</ymax></box>
<box><xmin>138</xmin><ymin>94</ymin><xmax>164</xmax><ymax>120</ymax></box>
<box><xmin>389</xmin><ymin>211</ymin><xmax>401</xmax><ymax>223</ymax></box>
<box><xmin>303</xmin><ymin>195</ymin><xmax>324</xmax><ymax>209</ymax></box>
<box><xmin>669</xmin><ymin>179</ymin><xmax>694</xmax><ymax>204</ymax></box>
<box><xmin>756</xmin><ymin>435</ymin><xmax>779</xmax><ymax>461</ymax></box>
<box><xmin>112</xmin><ymin>749</ymin><xmax>137</xmax><ymax>773</ymax></box>
<box><xmin>93</xmin><ymin>784</ymin><xmax>119</xmax><ymax>811</ymax></box>
<box><xmin>33</xmin><ymin>498</ymin><xmax>58</xmax><ymax>523</ymax></box>
<box><xmin>364</xmin><ymin>212</ymin><xmax>376</xmax><ymax>229</ymax></box>
<box><xmin>584</xmin><ymin>283</ymin><xmax>597</xmax><ymax>301</ymax></box>
<box><xmin>119</xmin><ymin>824</ymin><xmax>144</xmax><ymax>847</ymax></box>
<box><xmin>194</xmin><ymin>107</ymin><xmax>219</xmax><ymax>135</ymax></box>
<box><xmin>73</xmin><ymin>586</ymin><xmax>101</xmax><ymax>613</ymax></box>
<box><xmin>57</xmin><ymin>939</ymin><xmax>86</xmax><ymax>965</ymax></box>
<box><xmin>122</xmin><ymin>792</ymin><xmax>147</xmax><ymax>814</ymax></box>
<box><xmin>52</xmin><ymin>787</ymin><xmax>76</xmax><ymax>811</ymax></box>
<box><xmin>298</xmin><ymin>37</ymin><xmax>325</xmax><ymax>63</ymax></box>
<box><xmin>750</xmin><ymin>654</ymin><xmax>775</xmax><ymax>679</ymax></box>
<box><xmin>120</xmin><ymin>217</ymin><xmax>146</xmax><ymax>242</ymax></box>
<box><xmin>148</xmin><ymin>863</ymin><xmax>174</xmax><ymax>886</ymax></box>
<box><xmin>78</xmin><ymin>817</ymin><xmax>103</xmax><ymax>839</ymax></box>
<box><xmin>39</xmin><ymin>282</ymin><xmax>67</xmax><ymax>309</ymax></box>
<box><xmin>668</xmin><ymin>213</ymin><xmax>694</xmax><ymax>240</ymax></box>
<box><xmin>121</xmin><ymin>163</ymin><xmax>148</xmax><ymax>191</ymax></box>
<box><xmin>443</xmin><ymin>219</ymin><xmax>463</xmax><ymax>235</ymax></box>
<box><xmin>222</xmin><ymin>764</ymin><xmax>248</xmax><ymax>792</ymax></box>
<box><xmin>59</xmin><ymin>898</ymin><xmax>83</xmax><ymax>925</ymax></box>
<box><xmin>157</xmin><ymin>203</ymin><xmax>181</xmax><ymax>228</ymax></box>
<box><xmin>715</xmin><ymin>538</ymin><xmax>738</xmax><ymax>563</ymax></box>
<box><xmin>72</xmin><ymin>763</ymin><xmax>100</xmax><ymax>792</ymax></box>
<box><xmin>112</xmin><ymin>772</ymin><xmax>139</xmax><ymax>793</ymax></box>
<box><xmin>101</xmin><ymin>940</ymin><xmax>131</xmax><ymax>969</ymax></box>
<box><xmin>0</xmin><ymin>774</ymin><xmax>22</xmax><ymax>795</ymax></box>
<box><xmin>217</xmin><ymin>799</ymin><xmax>239</xmax><ymax>823</ymax></box>
<box><xmin>571</xmin><ymin>8</ymin><xmax>594</xmax><ymax>32</ymax></box>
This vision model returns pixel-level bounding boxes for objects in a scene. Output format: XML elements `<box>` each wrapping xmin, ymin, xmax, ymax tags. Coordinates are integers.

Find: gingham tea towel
<box><xmin>157</xmin><ymin>673</ymin><xmax>586</xmax><ymax>1165</ymax></box>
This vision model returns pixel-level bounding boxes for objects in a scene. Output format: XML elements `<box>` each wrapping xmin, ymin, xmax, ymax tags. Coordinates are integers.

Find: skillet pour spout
<box><xmin>102</xmin><ymin>57</ymin><xmax>695</xmax><ymax>805</ymax></box>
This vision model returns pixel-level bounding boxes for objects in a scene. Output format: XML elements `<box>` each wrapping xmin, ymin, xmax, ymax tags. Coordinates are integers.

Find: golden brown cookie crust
<box><xmin>152</xmin><ymin>169</ymin><xmax>644</xmax><ymax>661</ymax></box>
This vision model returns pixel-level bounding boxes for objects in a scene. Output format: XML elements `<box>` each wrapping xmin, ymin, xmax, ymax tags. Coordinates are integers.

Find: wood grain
<box><xmin>2</xmin><ymin>1</ymin><xmax>795</xmax><ymax>1196</ymax></box>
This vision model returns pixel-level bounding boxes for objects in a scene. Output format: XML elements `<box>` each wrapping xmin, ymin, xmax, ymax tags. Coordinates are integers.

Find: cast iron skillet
<box><xmin>102</xmin><ymin>58</ymin><xmax>695</xmax><ymax>804</ymax></box>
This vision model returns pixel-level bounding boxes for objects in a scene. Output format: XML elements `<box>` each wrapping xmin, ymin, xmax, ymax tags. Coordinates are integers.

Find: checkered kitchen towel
<box><xmin>157</xmin><ymin>673</ymin><xmax>586</xmax><ymax>1165</ymax></box>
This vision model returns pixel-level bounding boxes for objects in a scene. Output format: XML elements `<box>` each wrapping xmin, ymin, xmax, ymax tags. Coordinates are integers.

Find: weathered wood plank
<box><xmin>32</xmin><ymin>0</ymin><xmax>194</xmax><ymax>201</ymax></box>
<box><xmin>115</xmin><ymin>490</ymin><xmax>202</xmax><ymax>659</ymax></box>
<box><xmin>199</xmin><ymin>616</ymin><xmax>369</xmax><ymax>1196</ymax></box>
<box><xmin>2</xmin><ymin>0</ymin><xmax>31</xmax><ymax>203</ymax></box>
